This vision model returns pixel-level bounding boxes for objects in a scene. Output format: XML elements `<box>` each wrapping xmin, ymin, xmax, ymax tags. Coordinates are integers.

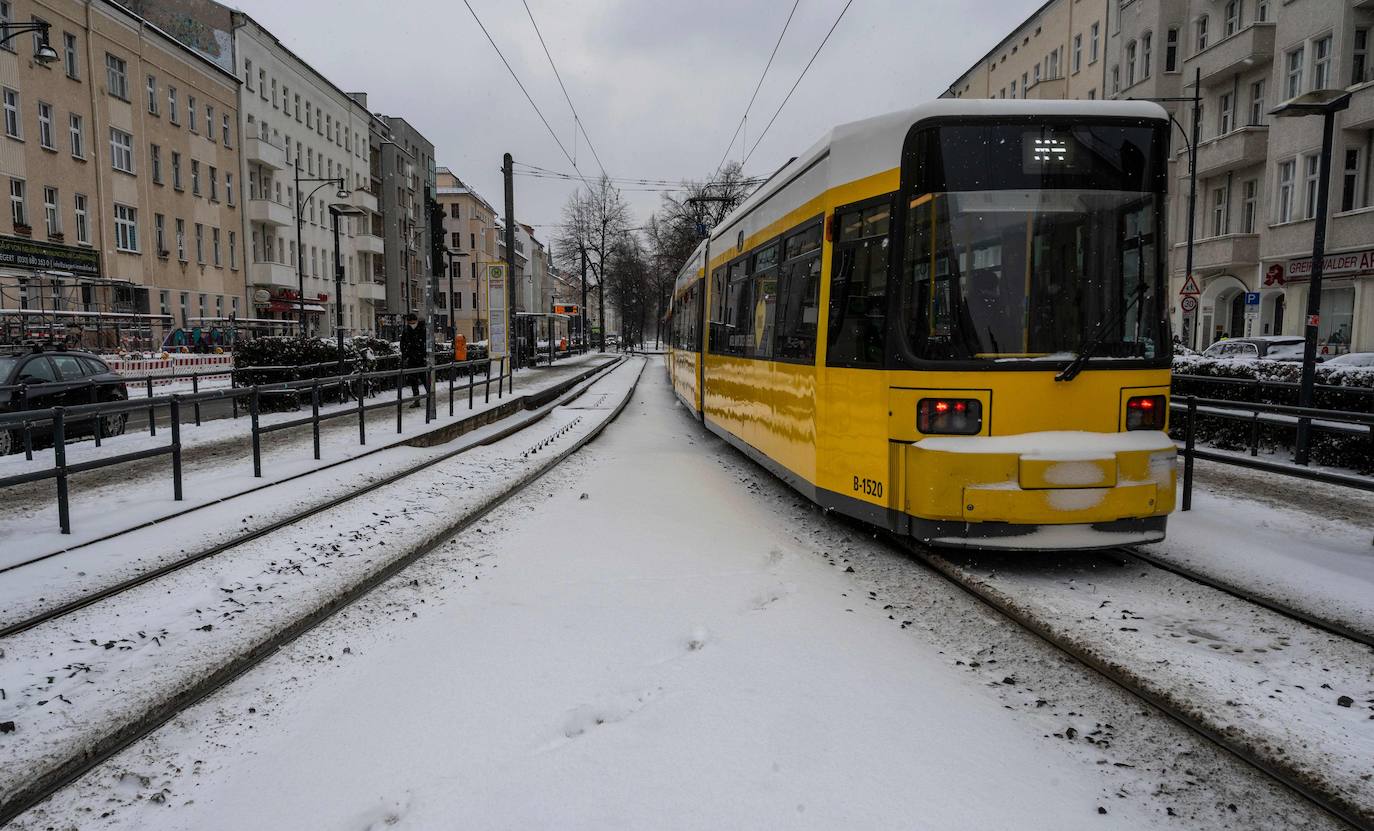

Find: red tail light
<box><xmin>1126</xmin><ymin>395</ymin><xmax>1167</xmax><ymax>430</ymax></box>
<box><xmin>917</xmin><ymin>398</ymin><xmax>983</xmax><ymax>435</ymax></box>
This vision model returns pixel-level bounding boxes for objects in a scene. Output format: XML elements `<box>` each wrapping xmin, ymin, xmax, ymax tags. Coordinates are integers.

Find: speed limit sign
<box><xmin>1181</xmin><ymin>296</ymin><xmax>1199</xmax><ymax>313</ymax></box>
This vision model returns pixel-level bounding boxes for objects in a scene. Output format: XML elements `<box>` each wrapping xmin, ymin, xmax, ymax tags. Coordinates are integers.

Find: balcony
<box><xmin>1183</xmin><ymin>23</ymin><xmax>1275</xmax><ymax>88</ymax></box>
<box><xmin>1345</xmin><ymin>81</ymin><xmax>1374</xmax><ymax>131</ymax></box>
<box><xmin>247</xmin><ymin>198</ymin><xmax>293</xmax><ymax>227</ymax></box>
<box><xmin>1176</xmin><ymin>234</ymin><xmax>1260</xmax><ymax>274</ymax></box>
<box><xmin>348</xmin><ymin>188</ymin><xmax>379</xmax><ymax>214</ymax></box>
<box><xmin>1191</xmin><ymin>126</ymin><xmax>1268</xmax><ymax>179</ymax></box>
<box><xmin>355</xmin><ymin>281</ymin><xmax>386</xmax><ymax>302</ymax></box>
<box><xmin>244</xmin><ymin>136</ymin><xmax>287</xmax><ymax>171</ymax></box>
<box><xmin>355</xmin><ymin>233</ymin><xmax>385</xmax><ymax>255</ymax></box>
<box><xmin>1023</xmin><ymin>76</ymin><xmax>1067</xmax><ymax>99</ymax></box>
<box><xmin>249</xmin><ymin>260</ymin><xmax>297</xmax><ymax>289</ymax></box>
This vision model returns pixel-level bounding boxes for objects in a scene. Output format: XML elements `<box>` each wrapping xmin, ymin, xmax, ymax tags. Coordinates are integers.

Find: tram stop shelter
<box><xmin>513</xmin><ymin>312</ymin><xmax>574</xmax><ymax>367</ymax></box>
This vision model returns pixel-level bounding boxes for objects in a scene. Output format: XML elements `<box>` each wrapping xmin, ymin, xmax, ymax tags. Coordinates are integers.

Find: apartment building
<box><xmin>434</xmin><ymin>165</ymin><xmax>498</xmax><ymax>343</ymax></box>
<box><xmin>946</xmin><ymin>0</ymin><xmax>1374</xmax><ymax>352</ymax></box>
<box><xmin>946</xmin><ymin>0</ymin><xmax>1109</xmax><ymax>101</ymax></box>
<box><xmin>125</xmin><ymin>1</ymin><xmax>384</xmax><ymax>338</ymax></box>
<box><xmin>362</xmin><ymin>111</ymin><xmax>433</xmax><ymax>333</ymax></box>
<box><xmin>0</xmin><ymin>0</ymin><xmax>243</xmax><ymax>349</ymax></box>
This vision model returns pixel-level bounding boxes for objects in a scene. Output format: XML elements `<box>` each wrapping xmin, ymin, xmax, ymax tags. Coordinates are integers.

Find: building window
<box><xmin>1303</xmin><ymin>155</ymin><xmax>1320</xmax><ymax>218</ymax></box>
<box><xmin>110</xmin><ymin>128</ymin><xmax>134</xmax><ymax>173</ymax></box>
<box><xmin>1355</xmin><ymin>28</ymin><xmax>1370</xmax><ymax>86</ymax></box>
<box><xmin>68</xmin><ymin>113</ymin><xmax>84</xmax><ymax>158</ymax></box>
<box><xmin>1341</xmin><ymin>147</ymin><xmax>1365</xmax><ymax>212</ymax></box>
<box><xmin>105</xmin><ymin>54</ymin><xmax>128</xmax><ymax>99</ymax></box>
<box><xmin>74</xmin><ymin>193</ymin><xmax>88</xmax><ymax>243</ymax></box>
<box><xmin>271</xmin><ymin>78</ymin><xmax>278</xmax><ymax>108</ymax></box>
<box><xmin>226</xmin><ymin>173</ymin><xmax>235</xmax><ymax>206</ymax></box>
<box><xmin>37</xmin><ymin>101</ymin><xmax>54</xmax><ymax>149</ymax></box>
<box><xmin>1126</xmin><ymin>41</ymin><xmax>1137</xmax><ymax>87</ymax></box>
<box><xmin>1165</xmin><ymin>27</ymin><xmax>1179</xmax><ymax>72</ymax></box>
<box><xmin>1243</xmin><ymin>179</ymin><xmax>1259</xmax><ymax>233</ymax></box>
<box><xmin>154</xmin><ymin>212</ymin><xmax>166</xmax><ymax>254</ymax></box>
<box><xmin>229</xmin><ymin>230</ymin><xmax>238</xmax><ymax>269</ymax></box>
<box><xmin>1286</xmin><ymin>47</ymin><xmax>1304</xmax><ymax>99</ymax></box>
<box><xmin>1277</xmin><ymin>159</ymin><xmax>1296</xmax><ymax>222</ymax></box>
<box><xmin>150</xmin><ymin>144</ymin><xmax>162</xmax><ymax>183</ymax></box>
<box><xmin>191</xmin><ymin>160</ymin><xmax>201</xmax><ymax>195</ymax></box>
<box><xmin>1009</xmin><ymin>79</ymin><xmax>1017</xmax><ymax>99</ymax></box>
<box><xmin>1111</xmin><ymin>64</ymin><xmax>1120</xmax><ymax>94</ymax></box>
<box><xmin>42</xmin><ymin>186</ymin><xmax>59</xmax><ymax>235</ymax></box>
<box><xmin>1210</xmin><ymin>185</ymin><xmax>1228</xmax><ymax>236</ymax></box>
<box><xmin>168</xmin><ymin>86</ymin><xmax>178</xmax><ymax>125</ymax></box>
<box><xmin>213</xmin><ymin>227</ymin><xmax>221</xmax><ymax>266</ymax></box>
<box><xmin>1312</xmin><ymin>35</ymin><xmax>1331</xmax><ymax>90</ymax></box>
<box><xmin>1249</xmin><ymin>80</ymin><xmax>1266</xmax><ymax>126</ymax></box>
<box><xmin>223</xmin><ymin>114</ymin><xmax>232</xmax><ymax>146</ymax></box>
<box><xmin>147</xmin><ymin>75</ymin><xmax>158</xmax><ymax>115</ymax></box>
<box><xmin>195</xmin><ymin>223</ymin><xmax>204</xmax><ymax>263</ymax></box>
<box><xmin>1072</xmin><ymin>33</ymin><xmax>1082</xmax><ymax>73</ymax></box>
<box><xmin>9</xmin><ymin>178</ymin><xmax>25</xmax><ymax>227</ymax></box>
<box><xmin>1219</xmin><ymin>92</ymin><xmax>1233</xmax><ymax>134</ymax></box>
<box><xmin>63</xmin><ymin>32</ymin><xmax>78</xmax><ymax>78</ymax></box>
<box><xmin>175</xmin><ymin>218</ymin><xmax>186</xmax><ymax>260</ymax></box>
<box><xmin>188</xmin><ymin>95</ymin><xmax>197</xmax><ymax>133</ymax></box>
<box><xmin>1256</xmin><ymin>0</ymin><xmax>1269</xmax><ymax>21</ymax></box>
<box><xmin>172</xmin><ymin>152</ymin><xmax>182</xmax><ymax>189</ymax></box>
<box><xmin>3</xmin><ymin>87</ymin><xmax>19</xmax><ymax>138</ymax></box>
<box><xmin>205</xmin><ymin>104</ymin><xmax>214</xmax><ymax>139</ymax></box>
<box><xmin>1141</xmin><ymin>31</ymin><xmax>1152</xmax><ymax>79</ymax></box>
<box><xmin>209</xmin><ymin>166</ymin><xmax>219</xmax><ymax>201</ymax></box>
<box><xmin>113</xmin><ymin>204</ymin><xmax>138</xmax><ymax>252</ymax></box>
<box><xmin>294</xmin><ymin>94</ymin><xmax>302</xmax><ymax>123</ymax></box>
<box><xmin>1196</xmin><ymin>16</ymin><xmax>1209</xmax><ymax>52</ymax></box>
<box><xmin>244</xmin><ymin>58</ymin><xmax>253</xmax><ymax>90</ymax></box>
<box><xmin>1090</xmin><ymin>21</ymin><xmax>1099</xmax><ymax>63</ymax></box>
<box><xmin>282</xmin><ymin>85</ymin><xmax>289</xmax><ymax>116</ymax></box>
<box><xmin>1224</xmin><ymin>1</ymin><xmax>1240</xmax><ymax>37</ymax></box>
<box><xmin>258</xmin><ymin>69</ymin><xmax>266</xmax><ymax>100</ymax></box>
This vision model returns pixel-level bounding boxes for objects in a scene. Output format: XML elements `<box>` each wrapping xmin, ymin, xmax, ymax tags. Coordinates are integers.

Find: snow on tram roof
<box><xmin>708</xmin><ymin>99</ymin><xmax>1169</xmax><ymax>248</ymax></box>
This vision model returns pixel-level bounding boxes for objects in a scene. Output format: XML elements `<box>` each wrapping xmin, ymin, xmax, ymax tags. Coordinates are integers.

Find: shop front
<box><xmin>254</xmin><ymin>288</ymin><xmax>329</xmax><ymax>337</ymax></box>
<box><xmin>1261</xmin><ymin>247</ymin><xmax>1374</xmax><ymax>354</ymax></box>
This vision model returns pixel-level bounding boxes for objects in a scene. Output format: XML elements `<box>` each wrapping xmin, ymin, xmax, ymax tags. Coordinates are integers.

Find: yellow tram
<box><xmin>666</xmin><ymin>100</ymin><xmax>1178</xmax><ymax>549</ymax></box>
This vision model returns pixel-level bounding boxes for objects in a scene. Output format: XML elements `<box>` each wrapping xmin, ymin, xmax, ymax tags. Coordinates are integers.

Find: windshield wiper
<box><xmin>1055</xmin><ymin>280</ymin><xmax>1149</xmax><ymax>383</ymax></box>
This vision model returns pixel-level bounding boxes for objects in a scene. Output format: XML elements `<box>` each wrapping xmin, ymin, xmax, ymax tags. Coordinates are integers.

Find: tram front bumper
<box><xmin>903</xmin><ymin>431</ymin><xmax>1176</xmax><ymax>548</ymax></box>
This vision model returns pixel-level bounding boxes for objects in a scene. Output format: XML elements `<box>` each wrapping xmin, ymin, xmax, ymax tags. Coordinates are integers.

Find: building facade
<box><xmin>945</xmin><ymin>0</ymin><xmax>1110</xmax><ymax>102</ymax></box>
<box><xmin>365</xmin><ymin>111</ymin><xmax>433</xmax><ymax>333</ymax></box>
<box><xmin>946</xmin><ymin>0</ymin><xmax>1374</xmax><ymax>353</ymax></box>
<box><xmin>433</xmin><ymin>165</ymin><xmax>497</xmax><ymax>343</ymax></box>
<box><xmin>0</xmin><ymin>0</ymin><xmax>243</xmax><ymax>350</ymax></box>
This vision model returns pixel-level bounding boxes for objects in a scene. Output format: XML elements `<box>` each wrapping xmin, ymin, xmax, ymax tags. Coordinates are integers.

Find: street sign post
<box><xmin>487</xmin><ymin>264</ymin><xmax>508</xmax><ymax>362</ymax></box>
<box><xmin>1180</xmin><ymin>295</ymin><xmax>1198</xmax><ymax>314</ymax></box>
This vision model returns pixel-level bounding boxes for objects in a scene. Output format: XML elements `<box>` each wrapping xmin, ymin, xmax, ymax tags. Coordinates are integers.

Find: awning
<box><xmin>263</xmin><ymin>301</ymin><xmax>326</xmax><ymax>313</ymax></box>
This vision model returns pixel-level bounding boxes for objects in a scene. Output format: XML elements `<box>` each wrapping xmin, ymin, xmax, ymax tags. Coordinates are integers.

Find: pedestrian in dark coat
<box><xmin>400</xmin><ymin>313</ymin><xmax>429</xmax><ymax>406</ymax></box>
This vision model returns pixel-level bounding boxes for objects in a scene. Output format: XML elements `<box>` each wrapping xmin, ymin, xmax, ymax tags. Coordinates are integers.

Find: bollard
<box><xmin>311</xmin><ymin>382</ymin><xmax>321</xmax><ymax>460</ymax></box>
<box><xmin>53</xmin><ymin>407</ymin><xmax>70</xmax><ymax>534</ymax></box>
<box><xmin>484</xmin><ymin>360</ymin><xmax>491</xmax><ymax>404</ymax></box>
<box><xmin>146</xmin><ymin>377</ymin><xmax>156</xmax><ymax>436</ymax></box>
<box><xmin>250</xmin><ymin>386</ymin><xmax>262</xmax><ymax>478</ymax></box>
<box><xmin>170</xmin><ymin>395</ymin><xmax>184</xmax><ymax>501</ymax></box>
<box><xmin>357</xmin><ymin>376</ymin><xmax>367</xmax><ymax>446</ymax></box>
<box><xmin>1182</xmin><ymin>396</ymin><xmax>1196</xmax><ymax>512</ymax></box>
<box><xmin>192</xmin><ymin>374</ymin><xmax>202</xmax><ymax>426</ymax></box>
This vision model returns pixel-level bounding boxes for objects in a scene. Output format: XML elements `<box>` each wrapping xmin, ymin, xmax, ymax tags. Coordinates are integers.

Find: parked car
<box><xmin>1323</xmin><ymin>352</ymin><xmax>1374</xmax><ymax>368</ymax></box>
<box><xmin>0</xmin><ymin>349</ymin><xmax>129</xmax><ymax>455</ymax></box>
<box><xmin>1200</xmin><ymin>336</ymin><xmax>1312</xmax><ymax>362</ymax></box>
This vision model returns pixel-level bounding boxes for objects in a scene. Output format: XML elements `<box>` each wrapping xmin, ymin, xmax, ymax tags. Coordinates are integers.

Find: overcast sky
<box><xmin>231</xmin><ymin>0</ymin><xmax>1040</xmax><ymax>243</ymax></box>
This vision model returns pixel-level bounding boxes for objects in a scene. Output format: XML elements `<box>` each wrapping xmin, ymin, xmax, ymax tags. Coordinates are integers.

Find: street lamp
<box><xmin>293</xmin><ymin>160</ymin><xmax>348</xmax><ymax>337</ymax></box>
<box><xmin>1</xmin><ymin>20</ymin><xmax>59</xmax><ymax>63</ymax></box>
<box><xmin>328</xmin><ymin>202</ymin><xmax>367</xmax><ymax>389</ymax></box>
<box><xmin>1270</xmin><ymin>88</ymin><xmax>1354</xmax><ymax>466</ymax></box>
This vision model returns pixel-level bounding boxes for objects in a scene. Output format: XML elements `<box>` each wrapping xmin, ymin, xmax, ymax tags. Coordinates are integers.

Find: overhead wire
<box><xmin>712</xmin><ymin>0</ymin><xmax>802</xmax><ymax>179</ymax></box>
<box><xmin>743</xmin><ymin>0</ymin><xmax>855</xmax><ymax>168</ymax></box>
<box><xmin>521</xmin><ymin>0</ymin><xmax>609</xmax><ymax>181</ymax></box>
<box><xmin>460</xmin><ymin>0</ymin><xmax>594</xmax><ymax>192</ymax></box>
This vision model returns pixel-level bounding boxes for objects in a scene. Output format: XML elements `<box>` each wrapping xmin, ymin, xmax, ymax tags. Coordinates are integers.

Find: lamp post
<box><xmin>328</xmin><ymin>203</ymin><xmax>367</xmax><ymax>389</ymax></box>
<box><xmin>1270</xmin><ymin>88</ymin><xmax>1354</xmax><ymax>466</ymax></box>
<box><xmin>0</xmin><ymin>20</ymin><xmax>59</xmax><ymax>63</ymax></box>
<box><xmin>293</xmin><ymin>161</ymin><xmax>348</xmax><ymax>337</ymax></box>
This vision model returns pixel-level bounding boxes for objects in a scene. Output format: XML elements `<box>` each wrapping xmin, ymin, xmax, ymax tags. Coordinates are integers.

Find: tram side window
<box><xmin>751</xmin><ymin>244</ymin><xmax>779</xmax><ymax>360</ymax></box>
<box><xmin>716</xmin><ymin>260</ymin><xmax>751</xmax><ymax>356</ymax></box>
<box><xmin>708</xmin><ymin>266</ymin><xmax>727</xmax><ymax>353</ymax></box>
<box><xmin>826</xmin><ymin>200</ymin><xmax>892</xmax><ymax>367</ymax></box>
<box><xmin>775</xmin><ymin>224</ymin><xmax>822</xmax><ymax>362</ymax></box>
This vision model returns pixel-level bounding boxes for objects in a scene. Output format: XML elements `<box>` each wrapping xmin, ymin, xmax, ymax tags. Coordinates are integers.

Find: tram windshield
<box><xmin>901</xmin><ymin>121</ymin><xmax>1168</xmax><ymax>364</ymax></box>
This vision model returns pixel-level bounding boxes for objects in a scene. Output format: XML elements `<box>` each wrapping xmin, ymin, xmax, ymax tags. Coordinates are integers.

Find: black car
<box><xmin>0</xmin><ymin>349</ymin><xmax>129</xmax><ymax>455</ymax></box>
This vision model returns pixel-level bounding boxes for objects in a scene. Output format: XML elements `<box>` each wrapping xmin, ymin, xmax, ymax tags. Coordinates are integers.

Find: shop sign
<box><xmin>1285</xmin><ymin>248</ymin><xmax>1374</xmax><ymax>281</ymax></box>
<box><xmin>1264</xmin><ymin>263</ymin><xmax>1286</xmax><ymax>286</ymax></box>
<box><xmin>0</xmin><ymin>235</ymin><xmax>101</xmax><ymax>277</ymax></box>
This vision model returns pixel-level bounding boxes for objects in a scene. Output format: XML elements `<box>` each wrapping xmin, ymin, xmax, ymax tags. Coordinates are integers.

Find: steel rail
<box><xmin>0</xmin><ymin>358</ymin><xmax>623</xmax><ymax>638</ymax></box>
<box><xmin>896</xmin><ymin>539</ymin><xmax>1371</xmax><ymax>831</ymax></box>
<box><xmin>0</xmin><ymin>358</ymin><xmax>643</xmax><ymax>826</ymax></box>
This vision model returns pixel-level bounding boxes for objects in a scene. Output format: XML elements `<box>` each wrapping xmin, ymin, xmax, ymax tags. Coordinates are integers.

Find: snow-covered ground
<box><xmin>9</xmin><ymin>366</ymin><xmax>1341</xmax><ymax>830</ymax></box>
<box><xmin>0</xmin><ymin>358</ymin><xmax>645</xmax><ymax>821</ymax></box>
<box><xmin>0</xmin><ymin>354</ymin><xmax>615</xmax><ymax>557</ymax></box>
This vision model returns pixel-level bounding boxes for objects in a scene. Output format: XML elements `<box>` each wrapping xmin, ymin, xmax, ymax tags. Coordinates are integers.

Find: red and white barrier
<box><xmin>101</xmin><ymin>354</ymin><xmax>234</xmax><ymax>387</ymax></box>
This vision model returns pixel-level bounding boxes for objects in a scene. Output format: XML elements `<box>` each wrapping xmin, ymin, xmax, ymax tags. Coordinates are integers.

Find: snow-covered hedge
<box><xmin>232</xmin><ymin>337</ymin><xmax>398</xmax><ymax>409</ymax></box>
<box><xmin>1171</xmin><ymin>356</ymin><xmax>1374</xmax><ymax>472</ymax></box>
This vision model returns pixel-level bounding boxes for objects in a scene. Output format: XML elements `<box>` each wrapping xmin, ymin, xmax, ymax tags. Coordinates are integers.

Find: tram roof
<box><xmin>709</xmin><ymin>99</ymin><xmax>1169</xmax><ymax>249</ymax></box>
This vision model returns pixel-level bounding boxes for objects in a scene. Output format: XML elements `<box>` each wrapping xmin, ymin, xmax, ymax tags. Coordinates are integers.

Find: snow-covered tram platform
<box><xmin>8</xmin><ymin>368</ymin><xmax>1356</xmax><ymax>830</ymax></box>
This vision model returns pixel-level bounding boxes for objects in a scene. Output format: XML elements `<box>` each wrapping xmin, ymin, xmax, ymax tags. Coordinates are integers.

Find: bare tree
<box><xmin>553</xmin><ymin>175</ymin><xmax>634</xmax><ymax>349</ymax></box>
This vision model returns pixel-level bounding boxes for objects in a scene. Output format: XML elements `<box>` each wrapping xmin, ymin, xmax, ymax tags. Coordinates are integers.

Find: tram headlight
<box><xmin>917</xmin><ymin>398</ymin><xmax>983</xmax><ymax>435</ymax></box>
<box><xmin>1126</xmin><ymin>395</ymin><xmax>1167</xmax><ymax>430</ymax></box>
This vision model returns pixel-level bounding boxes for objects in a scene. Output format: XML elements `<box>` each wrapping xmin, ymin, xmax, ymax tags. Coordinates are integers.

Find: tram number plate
<box><xmin>852</xmin><ymin>476</ymin><xmax>884</xmax><ymax>498</ymax></box>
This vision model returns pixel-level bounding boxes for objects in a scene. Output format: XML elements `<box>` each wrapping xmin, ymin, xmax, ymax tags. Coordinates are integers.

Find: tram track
<box><xmin>0</xmin><ymin>358</ymin><xmax>623</xmax><ymax>640</ymax></box>
<box><xmin>0</xmin><ymin>357</ymin><xmax>645</xmax><ymax>826</ymax></box>
<box><xmin>895</xmin><ymin>537</ymin><xmax>1374</xmax><ymax>831</ymax></box>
